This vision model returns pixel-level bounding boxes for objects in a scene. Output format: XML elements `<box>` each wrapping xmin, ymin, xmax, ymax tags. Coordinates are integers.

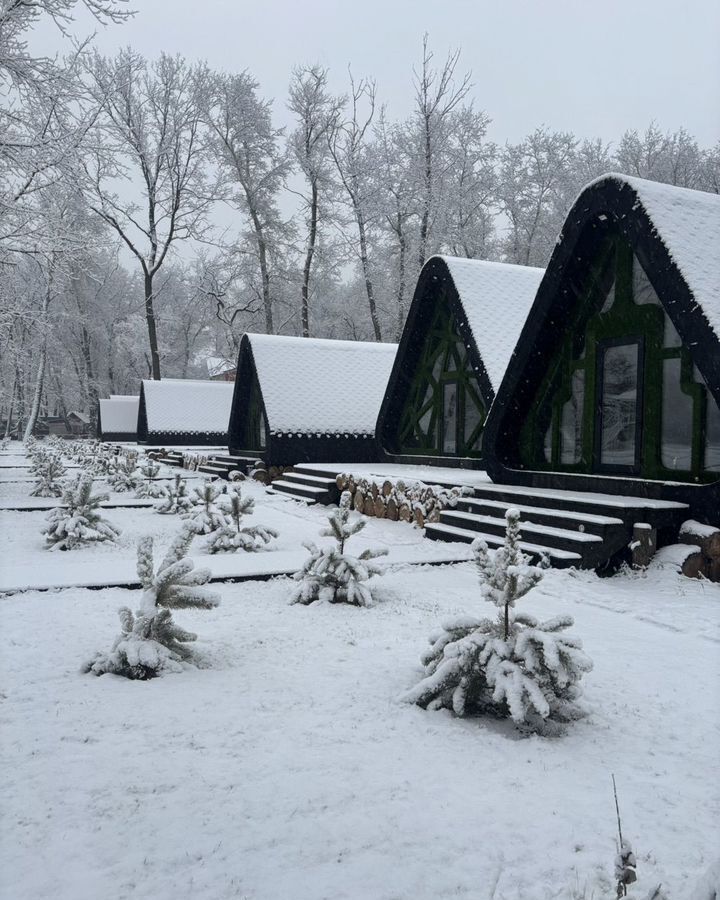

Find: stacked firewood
<box><xmin>335</xmin><ymin>474</ymin><xmax>470</xmax><ymax>528</ymax></box>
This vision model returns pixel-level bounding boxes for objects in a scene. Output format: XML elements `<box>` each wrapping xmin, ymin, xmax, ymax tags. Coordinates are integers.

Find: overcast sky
<box><xmin>36</xmin><ymin>0</ymin><xmax>720</xmax><ymax>147</ymax></box>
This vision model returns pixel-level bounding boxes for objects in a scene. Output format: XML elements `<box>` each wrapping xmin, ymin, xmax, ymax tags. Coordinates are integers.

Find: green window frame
<box><xmin>397</xmin><ymin>299</ymin><xmax>486</xmax><ymax>458</ymax></box>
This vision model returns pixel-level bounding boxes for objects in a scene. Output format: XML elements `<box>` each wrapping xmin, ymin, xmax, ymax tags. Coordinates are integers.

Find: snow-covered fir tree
<box><xmin>84</xmin><ymin>527</ymin><xmax>220</xmax><ymax>679</ymax></box>
<box><xmin>290</xmin><ymin>491</ymin><xmax>387</xmax><ymax>606</ymax></box>
<box><xmin>402</xmin><ymin>508</ymin><xmax>593</xmax><ymax>734</ymax></box>
<box><xmin>207</xmin><ymin>488</ymin><xmax>278</xmax><ymax>553</ymax></box>
<box><xmin>30</xmin><ymin>453</ymin><xmax>67</xmax><ymax>497</ymax></box>
<box><xmin>154</xmin><ymin>473</ymin><xmax>194</xmax><ymax>515</ymax></box>
<box><xmin>135</xmin><ymin>458</ymin><xmax>165</xmax><ymax>498</ymax></box>
<box><xmin>43</xmin><ymin>474</ymin><xmax>121</xmax><ymax>550</ymax></box>
<box><xmin>86</xmin><ymin>445</ymin><xmax>114</xmax><ymax>476</ymax></box>
<box><xmin>182</xmin><ymin>480</ymin><xmax>227</xmax><ymax>534</ymax></box>
<box><xmin>107</xmin><ymin>456</ymin><xmax>141</xmax><ymax>492</ymax></box>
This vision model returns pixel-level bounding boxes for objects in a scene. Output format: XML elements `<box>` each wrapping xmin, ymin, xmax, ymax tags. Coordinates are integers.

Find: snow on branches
<box><xmin>291</xmin><ymin>491</ymin><xmax>387</xmax><ymax>606</ymax></box>
<box><xmin>206</xmin><ymin>488</ymin><xmax>278</xmax><ymax>553</ymax></box>
<box><xmin>182</xmin><ymin>481</ymin><xmax>227</xmax><ymax>535</ymax></box>
<box><xmin>29</xmin><ymin>451</ymin><xmax>67</xmax><ymax>497</ymax></box>
<box><xmin>135</xmin><ymin>457</ymin><xmax>165</xmax><ymax>498</ymax></box>
<box><xmin>107</xmin><ymin>455</ymin><xmax>141</xmax><ymax>492</ymax></box>
<box><xmin>84</xmin><ymin>526</ymin><xmax>221</xmax><ymax>680</ymax></box>
<box><xmin>43</xmin><ymin>474</ymin><xmax>120</xmax><ymax>550</ymax></box>
<box><xmin>154</xmin><ymin>473</ymin><xmax>194</xmax><ymax>515</ymax></box>
<box><xmin>402</xmin><ymin>508</ymin><xmax>593</xmax><ymax>734</ymax></box>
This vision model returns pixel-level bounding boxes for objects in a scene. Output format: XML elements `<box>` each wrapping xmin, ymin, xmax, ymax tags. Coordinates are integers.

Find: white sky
<box><xmin>35</xmin><ymin>0</ymin><xmax>720</xmax><ymax>147</ymax></box>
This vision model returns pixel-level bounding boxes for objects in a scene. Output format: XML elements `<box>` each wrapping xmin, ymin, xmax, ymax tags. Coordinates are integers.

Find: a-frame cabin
<box><xmin>427</xmin><ymin>173</ymin><xmax>720</xmax><ymax>570</ymax></box>
<box><xmin>483</xmin><ymin>174</ymin><xmax>720</xmax><ymax>521</ymax></box>
<box><xmin>377</xmin><ymin>256</ymin><xmax>544</xmax><ymax>466</ymax></box>
<box><xmin>137</xmin><ymin>379</ymin><xmax>234</xmax><ymax>446</ymax></box>
<box><xmin>228</xmin><ymin>333</ymin><xmax>398</xmax><ymax>468</ymax></box>
<box><xmin>97</xmin><ymin>395</ymin><xmax>139</xmax><ymax>442</ymax></box>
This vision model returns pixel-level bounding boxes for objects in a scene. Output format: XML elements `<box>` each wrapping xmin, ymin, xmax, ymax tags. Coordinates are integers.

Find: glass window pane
<box><xmin>661</xmin><ymin>357</ymin><xmax>693</xmax><ymax>471</ymax></box>
<box><xmin>463</xmin><ymin>390</ymin><xmax>484</xmax><ymax>449</ymax></box>
<box><xmin>600</xmin><ymin>279</ymin><xmax>616</xmax><ymax>313</ymax></box>
<box><xmin>632</xmin><ymin>256</ymin><xmax>661</xmax><ymax>306</ymax></box>
<box><xmin>664</xmin><ymin>315</ymin><xmax>682</xmax><ymax>348</ymax></box>
<box><xmin>705</xmin><ymin>389</ymin><xmax>720</xmax><ymax>473</ymax></box>
<box><xmin>442</xmin><ymin>383</ymin><xmax>458</xmax><ymax>454</ymax></box>
<box><xmin>600</xmin><ymin>344</ymin><xmax>639</xmax><ymax>467</ymax></box>
<box><xmin>258</xmin><ymin>410</ymin><xmax>266</xmax><ymax>449</ymax></box>
<box><xmin>560</xmin><ymin>369</ymin><xmax>584</xmax><ymax>464</ymax></box>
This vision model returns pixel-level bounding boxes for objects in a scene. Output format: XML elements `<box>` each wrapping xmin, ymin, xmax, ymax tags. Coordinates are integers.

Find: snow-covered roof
<box><xmin>436</xmin><ymin>256</ymin><xmax>545</xmax><ymax>392</ymax></box>
<box><xmin>68</xmin><ymin>411</ymin><xmax>90</xmax><ymax>423</ymax></box>
<box><xmin>247</xmin><ymin>334</ymin><xmax>398</xmax><ymax>436</ymax></box>
<box><xmin>587</xmin><ymin>174</ymin><xmax>720</xmax><ymax>338</ymax></box>
<box><xmin>141</xmin><ymin>379</ymin><xmax>234</xmax><ymax>434</ymax></box>
<box><xmin>98</xmin><ymin>396</ymin><xmax>139</xmax><ymax>434</ymax></box>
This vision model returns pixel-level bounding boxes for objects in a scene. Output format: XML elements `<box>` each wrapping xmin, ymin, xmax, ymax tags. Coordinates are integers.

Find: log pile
<box><xmin>335</xmin><ymin>473</ymin><xmax>470</xmax><ymax>528</ymax></box>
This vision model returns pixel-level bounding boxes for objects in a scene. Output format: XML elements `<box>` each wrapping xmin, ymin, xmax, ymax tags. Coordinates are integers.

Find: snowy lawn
<box><xmin>1</xmin><ymin>561</ymin><xmax>718</xmax><ymax>899</ymax></box>
<box><xmin>0</xmin><ymin>479</ymin><xmax>471</xmax><ymax>592</ymax></box>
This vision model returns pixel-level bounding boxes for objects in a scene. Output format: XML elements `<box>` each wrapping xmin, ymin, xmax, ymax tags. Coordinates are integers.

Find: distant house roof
<box><xmin>586</xmin><ymin>173</ymin><xmax>720</xmax><ymax>339</ymax></box>
<box><xmin>437</xmin><ymin>256</ymin><xmax>545</xmax><ymax>392</ymax></box>
<box><xmin>98</xmin><ymin>396</ymin><xmax>139</xmax><ymax>435</ymax></box>
<box><xmin>245</xmin><ymin>333</ymin><xmax>398</xmax><ymax>436</ymax></box>
<box><xmin>68</xmin><ymin>411</ymin><xmax>90</xmax><ymax>424</ymax></box>
<box><xmin>205</xmin><ymin>355</ymin><xmax>236</xmax><ymax>379</ymax></box>
<box><xmin>140</xmin><ymin>378</ymin><xmax>234</xmax><ymax>435</ymax></box>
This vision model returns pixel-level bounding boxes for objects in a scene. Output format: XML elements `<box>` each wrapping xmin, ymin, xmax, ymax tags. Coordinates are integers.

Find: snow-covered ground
<box><xmin>1</xmin><ymin>442</ymin><xmax>719</xmax><ymax>899</ymax></box>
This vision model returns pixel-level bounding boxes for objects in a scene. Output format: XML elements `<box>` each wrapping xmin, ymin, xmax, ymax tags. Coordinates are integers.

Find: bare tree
<box><xmin>373</xmin><ymin>113</ymin><xmax>417</xmax><ymax>339</ymax></box>
<box><xmin>413</xmin><ymin>34</ymin><xmax>471</xmax><ymax>270</ymax></box>
<box><xmin>203</xmin><ymin>69</ymin><xmax>289</xmax><ymax>335</ymax></box>
<box><xmin>82</xmin><ymin>50</ymin><xmax>215</xmax><ymax>379</ymax></box>
<box><xmin>499</xmin><ymin>127</ymin><xmax>578</xmax><ymax>266</ymax></box>
<box><xmin>288</xmin><ymin>64</ymin><xmax>339</xmax><ymax>337</ymax></box>
<box><xmin>329</xmin><ymin>74</ymin><xmax>382</xmax><ymax>341</ymax></box>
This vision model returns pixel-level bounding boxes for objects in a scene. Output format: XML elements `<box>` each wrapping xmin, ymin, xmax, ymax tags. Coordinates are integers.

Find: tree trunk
<box><xmin>395</xmin><ymin>228</ymin><xmax>407</xmax><ymax>341</ymax></box>
<box><xmin>144</xmin><ymin>272</ymin><xmax>162</xmax><ymax>380</ymax></box>
<box><xmin>418</xmin><ymin>121</ymin><xmax>432</xmax><ymax>269</ymax></box>
<box><xmin>301</xmin><ymin>181</ymin><xmax>319</xmax><ymax>338</ymax></box>
<box><xmin>356</xmin><ymin>206</ymin><xmax>382</xmax><ymax>341</ymax></box>
<box><xmin>3</xmin><ymin>375</ymin><xmax>16</xmax><ymax>438</ymax></box>
<box><xmin>249</xmin><ymin>208</ymin><xmax>274</xmax><ymax>335</ymax></box>
<box><xmin>24</xmin><ymin>342</ymin><xmax>47</xmax><ymax>441</ymax></box>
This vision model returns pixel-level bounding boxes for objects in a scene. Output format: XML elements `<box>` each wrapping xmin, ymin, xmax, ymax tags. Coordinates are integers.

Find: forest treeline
<box><xmin>2</xmin><ymin>1</ymin><xmax>719</xmax><ymax>436</ymax></box>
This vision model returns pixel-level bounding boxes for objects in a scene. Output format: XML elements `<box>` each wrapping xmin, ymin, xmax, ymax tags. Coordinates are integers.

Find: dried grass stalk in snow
<box><xmin>207</xmin><ymin>488</ymin><xmax>278</xmax><ymax>553</ymax></box>
<box><xmin>402</xmin><ymin>508</ymin><xmax>593</xmax><ymax>734</ymax></box>
<box><xmin>43</xmin><ymin>475</ymin><xmax>120</xmax><ymax>551</ymax></box>
<box><xmin>84</xmin><ymin>527</ymin><xmax>221</xmax><ymax>680</ymax></box>
<box><xmin>290</xmin><ymin>491</ymin><xmax>387</xmax><ymax>606</ymax></box>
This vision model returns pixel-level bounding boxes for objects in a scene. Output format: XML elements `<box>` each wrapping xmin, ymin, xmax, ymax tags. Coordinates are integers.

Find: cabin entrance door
<box><xmin>593</xmin><ymin>337</ymin><xmax>644</xmax><ymax>475</ymax></box>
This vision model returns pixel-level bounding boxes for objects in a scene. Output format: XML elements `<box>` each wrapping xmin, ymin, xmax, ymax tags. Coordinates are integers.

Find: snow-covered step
<box><xmin>281</xmin><ymin>471</ymin><xmax>338</xmax><ymax>490</ymax></box>
<box><xmin>450</xmin><ymin>497</ymin><xmax>623</xmax><ymax>536</ymax></box>
<box><xmin>470</xmin><ymin>482</ymin><xmax>688</xmax><ymax>524</ymax></box>
<box><xmin>197</xmin><ymin>464</ymin><xmax>231</xmax><ymax>479</ymax></box>
<box><xmin>440</xmin><ymin>509</ymin><xmax>603</xmax><ymax>553</ymax></box>
<box><xmin>270</xmin><ymin>479</ymin><xmax>330</xmax><ymax>504</ymax></box>
<box><xmin>424</xmin><ymin>523</ymin><xmax>582</xmax><ymax>568</ymax></box>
